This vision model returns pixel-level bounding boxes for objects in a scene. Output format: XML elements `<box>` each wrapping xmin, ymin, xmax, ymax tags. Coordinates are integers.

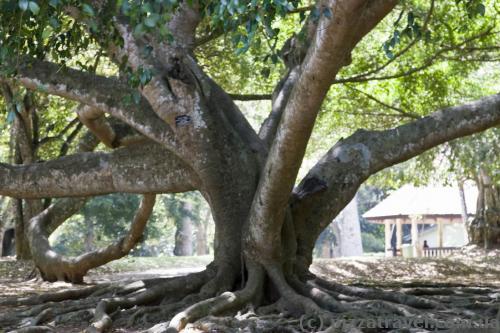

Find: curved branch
<box><xmin>258</xmin><ymin>68</ymin><xmax>301</xmax><ymax>148</ymax></box>
<box><xmin>257</xmin><ymin>12</ymin><xmax>320</xmax><ymax>148</ymax></box>
<box><xmin>77</xmin><ymin>106</ymin><xmax>145</xmax><ymax>148</ymax></box>
<box><xmin>292</xmin><ymin>92</ymin><xmax>500</xmax><ymax>268</ymax></box>
<box><xmin>77</xmin><ymin>106</ymin><xmax>118</xmax><ymax>148</ymax></box>
<box><xmin>29</xmin><ymin>194</ymin><xmax>156</xmax><ymax>283</ymax></box>
<box><xmin>247</xmin><ymin>0</ymin><xmax>397</xmax><ymax>262</ymax></box>
<box><xmin>228</xmin><ymin>93</ymin><xmax>272</xmax><ymax>101</ymax></box>
<box><xmin>3</xmin><ymin>58</ymin><xmax>178</xmax><ymax>149</ymax></box>
<box><xmin>0</xmin><ymin>142</ymin><xmax>200</xmax><ymax>199</ymax></box>
<box><xmin>41</xmin><ymin>119</ymin><xmax>148</xmax><ymax>234</ymax></box>
<box><xmin>41</xmin><ymin>129</ymin><xmax>101</xmax><ymax>233</ymax></box>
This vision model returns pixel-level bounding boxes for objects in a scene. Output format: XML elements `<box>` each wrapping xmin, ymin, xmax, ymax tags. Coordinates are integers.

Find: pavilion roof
<box><xmin>363</xmin><ymin>185</ymin><xmax>477</xmax><ymax>221</ymax></box>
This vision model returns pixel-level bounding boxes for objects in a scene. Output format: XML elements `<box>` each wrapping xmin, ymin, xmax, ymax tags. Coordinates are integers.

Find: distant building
<box><xmin>363</xmin><ymin>185</ymin><xmax>477</xmax><ymax>257</ymax></box>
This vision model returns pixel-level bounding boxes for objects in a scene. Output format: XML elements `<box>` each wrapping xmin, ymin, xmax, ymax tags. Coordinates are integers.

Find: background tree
<box><xmin>162</xmin><ymin>192</ymin><xmax>212</xmax><ymax>256</ymax></box>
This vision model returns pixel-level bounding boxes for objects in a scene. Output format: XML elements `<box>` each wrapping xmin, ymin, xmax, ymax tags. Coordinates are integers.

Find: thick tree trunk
<box><xmin>85</xmin><ymin>219</ymin><xmax>95</xmax><ymax>253</ymax></box>
<box><xmin>469</xmin><ymin>169</ymin><xmax>500</xmax><ymax>248</ymax></box>
<box><xmin>196</xmin><ymin>210</ymin><xmax>210</xmax><ymax>256</ymax></box>
<box><xmin>3</xmin><ymin>85</ymin><xmax>44</xmax><ymax>260</ymax></box>
<box><xmin>1</xmin><ymin>228</ymin><xmax>15</xmax><ymax>257</ymax></box>
<box><xmin>319</xmin><ymin>236</ymin><xmax>333</xmax><ymax>258</ymax></box>
<box><xmin>458</xmin><ymin>181</ymin><xmax>469</xmax><ymax>224</ymax></box>
<box><xmin>13</xmin><ymin>199</ymin><xmax>31</xmax><ymax>259</ymax></box>
<box><xmin>1</xmin><ymin>199</ymin><xmax>16</xmax><ymax>256</ymax></box>
<box><xmin>332</xmin><ymin>221</ymin><xmax>342</xmax><ymax>257</ymax></box>
<box><xmin>335</xmin><ymin>194</ymin><xmax>363</xmax><ymax>257</ymax></box>
<box><xmin>174</xmin><ymin>202</ymin><xmax>193</xmax><ymax>256</ymax></box>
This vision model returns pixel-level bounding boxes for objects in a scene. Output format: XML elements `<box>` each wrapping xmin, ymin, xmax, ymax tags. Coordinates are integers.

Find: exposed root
<box><xmin>266</xmin><ymin>264</ymin><xmax>329</xmax><ymax>318</ymax></box>
<box><xmin>9</xmin><ymin>326</ymin><xmax>55</xmax><ymax>333</ymax></box>
<box><xmin>314</xmin><ymin>277</ymin><xmax>440</xmax><ymax>309</ymax></box>
<box><xmin>2</xmin><ymin>266</ymin><xmax>500</xmax><ymax>333</ymax></box>
<box><xmin>289</xmin><ymin>276</ymin><xmax>346</xmax><ymax>312</ymax></box>
<box><xmin>167</xmin><ymin>263</ymin><xmax>265</xmax><ymax>332</ymax></box>
<box><xmin>87</xmin><ymin>269</ymin><xmax>211</xmax><ymax>332</ymax></box>
<box><xmin>256</xmin><ymin>299</ymin><xmax>288</xmax><ymax>315</ymax></box>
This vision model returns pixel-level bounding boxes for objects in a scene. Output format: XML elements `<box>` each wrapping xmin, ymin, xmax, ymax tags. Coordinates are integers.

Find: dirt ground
<box><xmin>0</xmin><ymin>246</ymin><xmax>499</xmax><ymax>332</ymax></box>
<box><xmin>313</xmin><ymin>246</ymin><xmax>500</xmax><ymax>287</ymax></box>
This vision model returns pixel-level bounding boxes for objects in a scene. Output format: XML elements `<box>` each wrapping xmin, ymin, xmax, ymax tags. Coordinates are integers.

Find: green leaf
<box><xmin>424</xmin><ymin>30</ymin><xmax>432</xmax><ymax>42</ymax></box>
<box><xmin>476</xmin><ymin>3</ymin><xmax>486</xmax><ymax>16</ymax></box>
<box><xmin>133</xmin><ymin>23</ymin><xmax>145</xmax><ymax>38</ymax></box>
<box><xmin>166</xmin><ymin>33</ymin><xmax>174</xmax><ymax>43</ymax></box>
<box><xmin>141</xmin><ymin>3</ymin><xmax>152</xmax><ymax>13</ymax></box>
<box><xmin>49</xmin><ymin>17</ymin><xmax>60</xmax><ymax>29</ymax></box>
<box><xmin>132</xmin><ymin>91</ymin><xmax>142</xmax><ymax>104</ymax></box>
<box><xmin>28</xmin><ymin>1</ymin><xmax>40</xmax><ymax>15</ymax></box>
<box><xmin>383</xmin><ymin>42</ymin><xmax>394</xmax><ymax>59</ymax></box>
<box><xmin>261</xmin><ymin>67</ymin><xmax>270</xmax><ymax>78</ymax></box>
<box><xmin>18</xmin><ymin>0</ymin><xmax>28</xmax><ymax>11</ymax></box>
<box><xmin>88</xmin><ymin>20</ymin><xmax>99</xmax><ymax>33</ymax></box>
<box><xmin>7</xmin><ymin>111</ymin><xmax>15</xmax><ymax>124</ymax></box>
<box><xmin>144</xmin><ymin>13</ymin><xmax>160</xmax><ymax>28</ymax></box>
<box><xmin>311</xmin><ymin>7</ymin><xmax>320</xmax><ymax>21</ymax></box>
<box><xmin>42</xmin><ymin>26</ymin><xmax>53</xmax><ymax>39</ymax></box>
<box><xmin>82</xmin><ymin>3</ymin><xmax>95</xmax><ymax>17</ymax></box>
<box><xmin>139</xmin><ymin>68</ymin><xmax>152</xmax><ymax>86</ymax></box>
<box><xmin>407</xmin><ymin>11</ymin><xmax>414</xmax><ymax>26</ymax></box>
<box><xmin>141</xmin><ymin>45</ymin><xmax>153</xmax><ymax>58</ymax></box>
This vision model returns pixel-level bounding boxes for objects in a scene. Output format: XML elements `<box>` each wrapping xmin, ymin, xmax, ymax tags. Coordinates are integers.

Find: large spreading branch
<box><xmin>3</xmin><ymin>58</ymin><xmax>178</xmax><ymax>149</ymax></box>
<box><xmin>0</xmin><ymin>142</ymin><xmax>199</xmax><ymax>199</ymax></box>
<box><xmin>292</xmin><ymin>92</ymin><xmax>500</xmax><ymax>266</ymax></box>
<box><xmin>28</xmin><ymin>194</ymin><xmax>156</xmax><ymax>283</ymax></box>
<box><xmin>247</xmin><ymin>0</ymin><xmax>398</xmax><ymax>262</ymax></box>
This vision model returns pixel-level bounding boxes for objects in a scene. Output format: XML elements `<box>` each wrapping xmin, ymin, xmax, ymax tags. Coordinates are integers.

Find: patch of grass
<box><xmin>92</xmin><ymin>255</ymin><xmax>213</xmax><ymax>274</ymax></box>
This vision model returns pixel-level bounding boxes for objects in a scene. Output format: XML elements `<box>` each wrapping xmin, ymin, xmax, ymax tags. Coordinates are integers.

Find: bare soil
<box><xmin>0</xmin><ymin>246</ymin><xmax>499</xmax><ymax>333</ymax></box>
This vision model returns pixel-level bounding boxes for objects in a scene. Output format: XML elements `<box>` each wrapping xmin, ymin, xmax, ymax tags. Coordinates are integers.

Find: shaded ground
<box><xmin>1</xmin><ymin>246</ymin><xmax>499</xmax><ymax>332</ymax></box>
<box><xmin>313</xmin><ymin>246</ymin><xmax>500</xmax><ymax>287</ymax></box>
<box><xmin>0</xmin><ymin>256</ymin><xmax>212</xmax><ymax>299</ymax></box>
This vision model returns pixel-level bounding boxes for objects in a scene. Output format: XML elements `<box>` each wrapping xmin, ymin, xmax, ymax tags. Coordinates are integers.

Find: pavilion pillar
<box><xmin>396</xmin><ymin>219</ymin><xmax>403</xmax><ymax>256</ymax></box>
<box><xmin>411</xmin><ymin>218</ymin><xmax>419</xmax><ymax>257</ymax></box>
<box><xmin>384</xmin><ymin>220</ymin><xmax>392</xmax><ymax>257</ymax></box>
<box><xmin>438</xmin><ymin>219</ymin><xmax>444</xmax><ymax>249</ymax></box>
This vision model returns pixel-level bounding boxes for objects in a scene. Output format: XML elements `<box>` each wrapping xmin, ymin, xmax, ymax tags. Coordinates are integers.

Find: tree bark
<box><xmin>85</xmin><ymin>219</ymin><xmax>95</xmax><ymax>253</ymax></box>
<box><xmin>458</xmin><ymin>181</ymin><xmax>469</xmax><ymax>224</ymax></box>
<box><xmin>469</xmin><ymin>168</ymin><xmax>500</xmax><ymax>248</ymax></box>
<box><xmin>1</xmin><ymin>228</ymin><xmax>15</xmax><ymax>257</ymax></box>
<box><xmin>336</xmin><ymin>194</ymin><xmax>363</xmax><ymax>257</ymax></box>
<box><xmin>0</xmin><ymin>142</ymin><xmax>199</xmax><ymax>198</ymax></box>
<box><xmin>3</xmin><ymin>84</ymin><xmax>43</xmax><ymax>260</ymax></box>
<box><xmin>196</xmin><ymin>210</ymin><xmax>210</xmax><ymax>256</ymax></box>
<box><xmin>174</xmin><ymin>201</ymin><xmax>194</xmax><ymax>256</ymax></box>
<box><xmin>29</xmin><ymin>195</ymin><xmax>156</xmax><ymax>283</ymax></box>
<box><xmin>1</xmin><ymin>1</ymin><xmax>500</xmax><ymax>331</ymax></box>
